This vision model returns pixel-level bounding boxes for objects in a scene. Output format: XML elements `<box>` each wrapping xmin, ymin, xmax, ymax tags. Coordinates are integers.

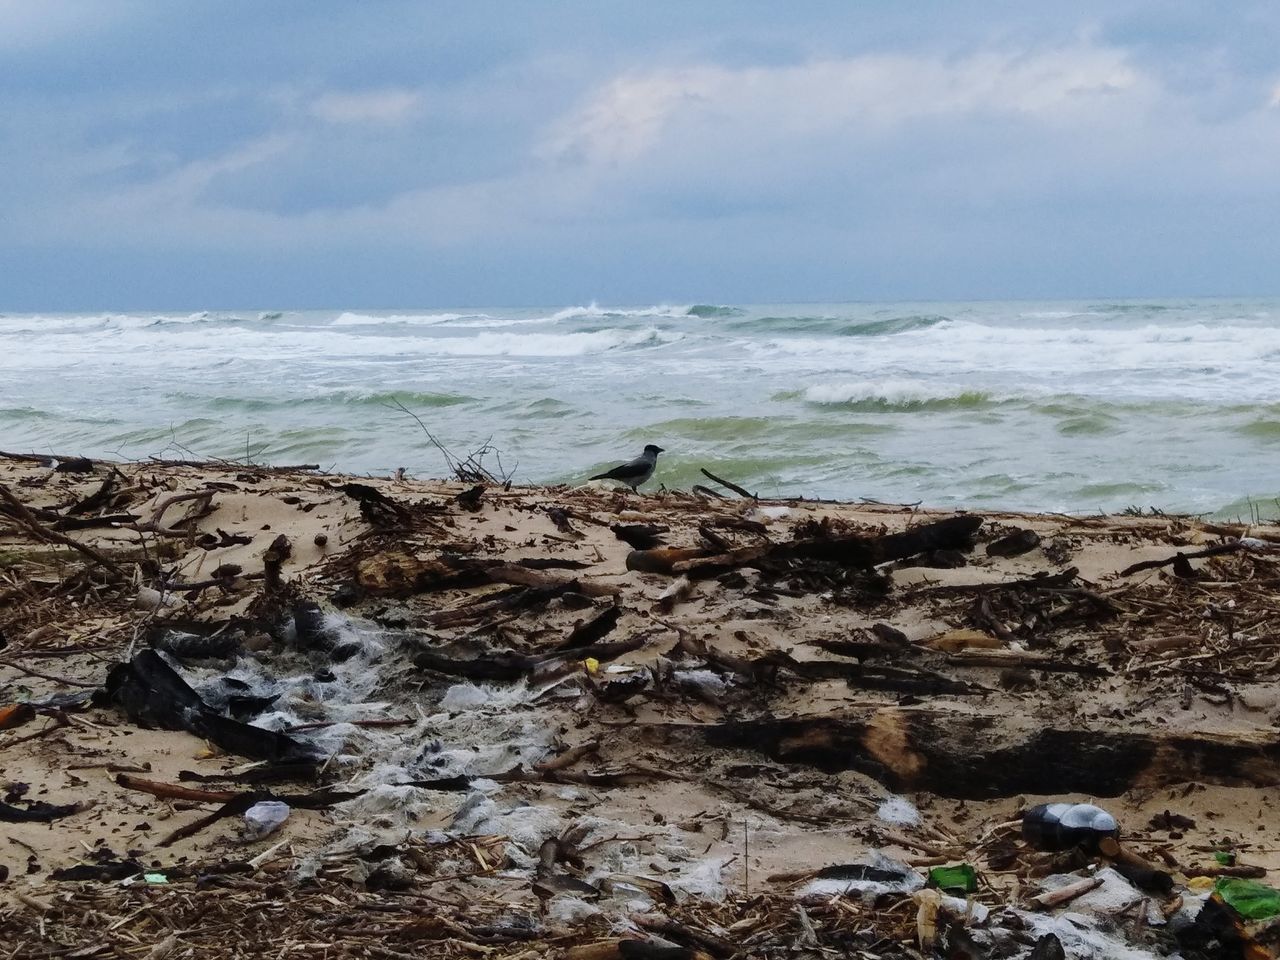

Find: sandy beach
<box><xmin>3</xmin><ymin>452</ymin><xmax>1280</xmax><ymax>957</ymax></box>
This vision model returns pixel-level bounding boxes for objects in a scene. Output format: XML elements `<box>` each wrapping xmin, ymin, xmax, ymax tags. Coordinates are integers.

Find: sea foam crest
<box><xmin>417</xmin><ymin>326</ymin><xmax>683</xmax><ymax>357</ymax></box>
<box><xmin>546</xmin><ymin>302</ymin><xmax>693</xmax><ymax>322</ymax></box>
<box><xmin>801</xmin><ymin>378</ymin><xmax>995</xmax><ymax>409</ymax></box>
<box><xmin>332</xmin><ymin>311</ymin><xmax>470</xmax><ymax>326</ymax></box>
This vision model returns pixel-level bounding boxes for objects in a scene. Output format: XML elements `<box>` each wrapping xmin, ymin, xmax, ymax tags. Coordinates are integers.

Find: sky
<box><xmin>2</xmin><ymin>1</ymin><xmax>1278</xmax><ymax>309</ymax></box>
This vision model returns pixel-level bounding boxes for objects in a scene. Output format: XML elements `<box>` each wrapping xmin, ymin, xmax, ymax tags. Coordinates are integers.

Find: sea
<box><xmin>3</xmin><ymin>299</ymin><xmax>1278</xmax><ymax>519</ymax></box>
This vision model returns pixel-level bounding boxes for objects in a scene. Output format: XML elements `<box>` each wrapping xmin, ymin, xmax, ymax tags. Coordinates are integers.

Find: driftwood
<box><xmin>133</xmin><ymin>490</ymin><xmax>216</xmax><ymax>537</ymax></box>
<box><xmin>904</xmin><ymin>567</ymin><xmax>1080</xmax><ymax>598</ymax></box>
<box><xmin>339</xmin><ymin>482</ymin><xmax>413</xmax><ymax>526</ymax></box>
<box><xmin>1029</xmin><ymin>876</ymin><xmax>1103</xmax><ymax>910</ymax></box>
<box><xmin>1118</xmin><ymin>542</ymin><xmax>1243</xmax><ymax>577</ymax></box>
<box><xmin>0</xmin><ymin>450</ymin><xmax>96</xmax><ymax>466</ymax></box>
<box><xmin>677</xmin><ymin>708</ymin><xmax>1280</xmax><ymax>799</ymax></box>
<box><xmin>115</xmin><ymin>773</ymin><xmax>239</xmax><ymax>803</ymax></box>
<box><xmin>810</xmin><ymin>638</ymin><xmax>917</xmax><ymax>661</ymax></box>
<box><xmin>425</xmin><ymin>584</ymin><xmax>576</xmax><ymax>628</ymax></box>
<box><xmin>671</xmin><ymin>635</ymin><xmax>976</xmax><ymax>696</ymax></box>
<box><xmin>945</xmin><ymin>648</ymin><xmax>1109</xmax><ymax>677</ymax></box>
<box><xmin>626</xmin><ymin>515</ymin><xmax>983</xmax><ymax>579</ymax></box>
<box><xmin>561</xmin><ymin>605</ymin><xmax>622</xmax><ymax>650</ymax></box>
<box><xmin>357</xmin><ymin>551</ymin><xmax>618</xmax><ymax>598</ymax></box>
<box><xmin>699</xmin><ymin>467</ymin><xmax>755</xmax><ymax>500</ymax></box>
<box><xmin>0</xmin><ymin>482</ymin><xmax>125</xmax><ymax>580</ymax></box>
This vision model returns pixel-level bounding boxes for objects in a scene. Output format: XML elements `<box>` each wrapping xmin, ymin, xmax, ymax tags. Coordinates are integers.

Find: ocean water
<box><xmin>3</xmin><ymin>299</ymin><xmax>1279</xmax><ymax>517</ymax></box>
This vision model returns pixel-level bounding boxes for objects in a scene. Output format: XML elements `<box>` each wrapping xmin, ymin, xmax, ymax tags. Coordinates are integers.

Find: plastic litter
<box><xmin>1213</xmin><ymin>876</ymin><xmax>1280</xmax><ymax>920</ymax></box>
<box><xmin>799</xmin><ymin>854</ymin><xmax>923</xmax><ymax>901</ymax></box>
<box><xmin>243</xmin><ymin>800</ymin><xmax>291</xmax><ymax>840</ymax></box>
<box><xmin>928</xmin><ymin>863</ymin><xmax>977</xmax><ymax>895</ymax></box>
<box><xmin>876</xmin><ymin>794</ymin><xmax>921</xmax><ymax>826</ymax></box>
<box><xmin>1022</xmin><ymin>802</ymin><xmax>1119</xmax><ymax>852</ymax></box>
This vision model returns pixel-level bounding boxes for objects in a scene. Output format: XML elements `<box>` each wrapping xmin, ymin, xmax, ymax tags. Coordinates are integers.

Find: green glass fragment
<box><xmin>1213</xmin><ymin>851</ymin><xmax>1235</xmax><ymax>866</ymax></box>
<box><xmin>929</xmin><ymin>863</ymin><xmax>977</xmax><ymax>894</ymax></box>
<box><xmin>143</xmin><ymin>872</ymin><xmax>169</xmax><ymax>885</ymax></box>
<box><xmin>1214</xmin><ymin>877</ymin><xmax>1280</xmax><ymax>920</ymax></box>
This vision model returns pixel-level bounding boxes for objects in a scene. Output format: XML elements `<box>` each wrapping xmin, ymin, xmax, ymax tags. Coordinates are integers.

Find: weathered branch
<box><xmin>0</xmin><ymin>482</ymin><xmax>125</xmax><ymax>580</ymax></box>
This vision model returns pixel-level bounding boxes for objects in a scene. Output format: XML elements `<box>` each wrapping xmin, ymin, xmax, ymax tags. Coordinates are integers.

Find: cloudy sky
<box><xmin>3</xmin><ymin>1</ymin><xmax>1278</xmax><ymax>308</ymax></box>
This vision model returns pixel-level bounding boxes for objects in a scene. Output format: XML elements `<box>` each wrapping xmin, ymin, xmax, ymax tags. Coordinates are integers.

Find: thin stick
<box><xmin>0</xmin><ymin>482</ymin><xmax>124</xmax><ymax>580</ymax></box>
<box><xmin>0</xmin><ymin>658</ymin><xmax>99</xmax><ymax>688</ymax></box>
<box><xmin>701</xmin><ymin>468</ymin><xmax>755</xmax><ymax>499</ymax></box>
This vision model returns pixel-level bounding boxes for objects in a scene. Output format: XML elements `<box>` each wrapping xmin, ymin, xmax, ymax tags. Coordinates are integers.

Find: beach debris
<box><xmin>98</xmin><ymin>650</ymin><xmax>319</xmax><ymax>764</ymax></box>
<box><xmin>986</xmin><ymin>527</ymin><xmax>1041</xmax><ymax>557</ymax></box>
<box><xmin>928</xmin><ymin>863</ymin><xmax>978</xmax><ymax>894</ymax></box>
<box><xmin>338</xmin><ymin>482</ymin><xmax>412</xmax><ymax>526</ymax></box>
<box><xmin>1023</xmin><ymin>802</ymin><xmax>1120</xmax><ymax>852</ymax></box>
<box><xmin>612</xmin><ymin>523</ymin><xmax>667</xmax><ymax>549</ymax></box>
<box><xmin>9</xmin><ymin>461</ymin><xmax>1280</xmax><ymax>958</ymax></box>
<box><xmin>699</xmin><ymin>467</ymin><xmax>755</xmax><ymax>499</ymax></box>
<box><xmin>0</xmin><ymin>703</ymin><xmax>35</xmax><ymax>730</ymax></box>
<box><xmin>243</xmin><ymin>800</ymin><xmax>291</xmax><ymax>840</ymax></box>
<box><xmin>560</xmin><ymin>604</ymin><xmax>622</xmax><ymax>650</ymax></box>
<box><xmin>454</xmin><ymin>484</ymin><xmax>485</xmax><ymax>512</ymax></box>
<box><xmin>1027</xmin><ymin>933</ymin><xmax>1066</xmax><ymax>960</ymax></box>
<box><xmin>697</xmin><ymin>711</ymin><xmax>1280</xmax><ymax>797</ymax></box>
<box><xmin>0</xmin><ymin>798</ymin><xmax>87</xmax><ymax>823</ymax></box>
<box><xmin>625</xmin><ymin>513</ymin><xmax>983</xmax><ymax>578</ymax></box>
<box><xmin>656</xmin><ymin>575</ymin><xmax>694</xmax><ymax>613</ymax></box>
<box><xmin>1213</xmin><ymin>877</ymin><xmax>1280</xmax><ymax>921</ymax></box>
<box><xmin>927</xmin><ymin>627</ymin><xmax>1002</xmax><ymax>651</ymax></box>
<box><xmin>799</xmin><ymin>855</ymin><xmax>924</xmax><ymax>900</ymax></box>
<box><xmin>1118</xmin><ymin>540</ymin><xmax>1245</xmax><ymax>577</ymax></box>
<box><xmin>51</xmin><ymin>858</ymin><xmax>145</xmax><ymax>883</ymax></box>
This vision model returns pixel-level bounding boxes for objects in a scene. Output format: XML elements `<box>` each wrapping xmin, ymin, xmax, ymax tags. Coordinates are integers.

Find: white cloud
<box><xmin>310</xmin><ymin>88</ymin><xmax>421</xmax><ymax>125</ymax></box>
<box><xmin>541</xmin><ymin>46</ymin><xmax>1148</xmax><ymax>167</ymax></box>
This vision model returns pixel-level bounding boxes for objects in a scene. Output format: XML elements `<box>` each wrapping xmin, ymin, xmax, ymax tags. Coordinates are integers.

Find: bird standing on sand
<box><xmin>589</xmin><ymin>444</ymin><xmax>664</xmax><ymax>492</ymax></box>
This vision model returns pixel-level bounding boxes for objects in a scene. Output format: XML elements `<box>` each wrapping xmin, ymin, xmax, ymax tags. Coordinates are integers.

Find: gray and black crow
<box><xmin>589</xmin><ymin>444</ymin><xmax>664</xmax><ymax>492</ymax></box>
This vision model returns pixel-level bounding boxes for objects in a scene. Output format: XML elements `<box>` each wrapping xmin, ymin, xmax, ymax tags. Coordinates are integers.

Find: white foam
<box><xmin>801</xmin><ymin>378</ymin><xmax>997</xmax><ymax>406</ymax></box>
<box><xmin>332</xmin><ymin>311</ymin><xmax>469</xmax><ymax>326</ymax></box>
<box><xmin>546</xmin><ymin>302</ymin><xmax>692</xmax><ymax>322</ymax></box>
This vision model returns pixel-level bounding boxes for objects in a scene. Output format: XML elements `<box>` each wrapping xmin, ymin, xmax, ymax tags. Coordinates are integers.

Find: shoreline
<box><xmin>4</xmin><ymin>454</ymin><xmax>1280</xmax><ymax>957</ymax></box>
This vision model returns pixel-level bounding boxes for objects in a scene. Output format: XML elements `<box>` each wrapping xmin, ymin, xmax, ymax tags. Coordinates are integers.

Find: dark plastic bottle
<box><xmin>1022</xmin><ymin>802</ymin><xmax>1119</xmax><ymax>852</ymax></box>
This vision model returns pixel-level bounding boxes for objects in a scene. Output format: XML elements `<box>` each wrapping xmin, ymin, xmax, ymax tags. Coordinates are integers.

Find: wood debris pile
<box><xmin>4</xmin><ymin>451</ymin><xmax>1280</xmax><ymax>958</ymax></box>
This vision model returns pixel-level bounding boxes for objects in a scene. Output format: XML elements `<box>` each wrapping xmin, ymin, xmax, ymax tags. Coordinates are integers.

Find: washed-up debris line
<box><xmin>4</xmin><ymin>452</ymin><xmax>1280</xmax><ymax>958</ymax></box>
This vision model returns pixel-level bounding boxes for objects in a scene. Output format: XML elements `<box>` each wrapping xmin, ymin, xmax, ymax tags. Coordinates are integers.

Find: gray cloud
<box><xmin>1</xmin><ymin>2</ymin><xmax>1277</xmax><ymax>307</ymax></box>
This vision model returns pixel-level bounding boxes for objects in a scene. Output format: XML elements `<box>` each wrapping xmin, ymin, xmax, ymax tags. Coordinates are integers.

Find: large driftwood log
<box><xmin>673</xmin><ymin>709</ymin><xmax>1280</xmax><ymax>799</ymax></box>
<box><xmin>626</xmin><ymin>515</ymin><xmax>983</xmax><ymax>578</ymax></box>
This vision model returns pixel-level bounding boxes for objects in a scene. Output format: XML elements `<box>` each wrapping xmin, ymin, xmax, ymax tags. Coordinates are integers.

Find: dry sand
<box><xmin>3</xmin><ymin>455</ymin><xmax>1280</xmax><ymax>958</ymax></box>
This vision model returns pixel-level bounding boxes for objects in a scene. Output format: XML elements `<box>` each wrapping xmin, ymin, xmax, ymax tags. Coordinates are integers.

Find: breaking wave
<box><xmin>686</xmin><ymin>304</ymin><xmax>744</xmax><ymax>318</ymax></box>
<box><xmin>794</xmin><ymin>380</ymin><xmax>997</xmax><ymax>411</ymax></box>
<box><xmin>414</xmin><ymin>327</ymin><xmax>683</xmax><ymax>357</ymax></box>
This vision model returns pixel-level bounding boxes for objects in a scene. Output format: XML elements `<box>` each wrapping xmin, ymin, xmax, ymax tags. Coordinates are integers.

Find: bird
<box><xmin>589</xmin><ymin>444</ymin><xmax>664</xmax><ymax>492</ymax></box>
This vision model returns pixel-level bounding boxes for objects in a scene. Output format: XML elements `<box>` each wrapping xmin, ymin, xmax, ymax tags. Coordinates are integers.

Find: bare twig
<box><xmin>0</xmin><ymin>482</ymin><xmax>125</xmax><ymax>581</ymax></box>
